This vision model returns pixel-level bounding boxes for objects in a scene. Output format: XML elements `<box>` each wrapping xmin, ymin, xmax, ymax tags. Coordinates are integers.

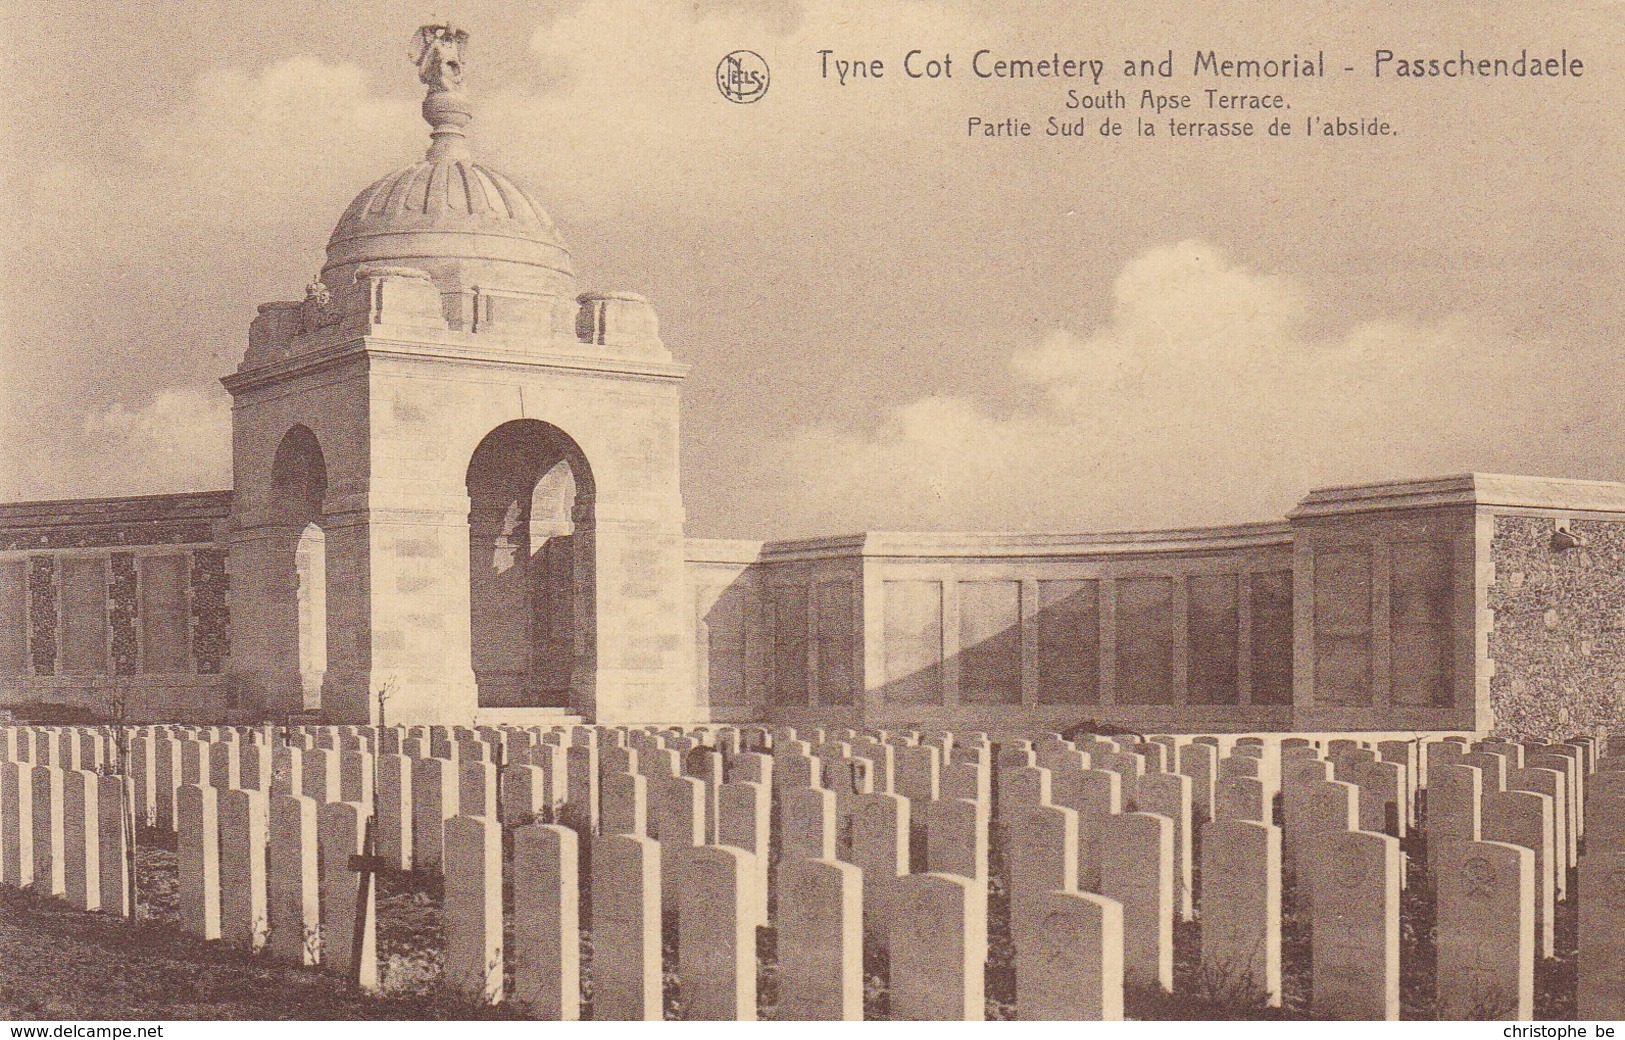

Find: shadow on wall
<box><xmin>697</xmin><ymin>570</ymin><xmax>1297</xmax><ymax>724</ymax></box>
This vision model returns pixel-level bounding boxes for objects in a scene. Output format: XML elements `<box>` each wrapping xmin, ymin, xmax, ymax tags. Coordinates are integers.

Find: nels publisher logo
<box><xmin>717</xmin><ymin>50</ymin><xmax>769</xmax><ymax>103</ymax></box>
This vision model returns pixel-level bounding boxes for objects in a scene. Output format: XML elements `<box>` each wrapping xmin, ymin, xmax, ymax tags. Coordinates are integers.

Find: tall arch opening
<box><xmin>466</xmin><ymin>420</ymin><xmax>596</xmax><ymax>709</ymax></box>
<box><xmin>270</xmin><ymin>425</ymin><xmax>329</xmax><ymax>710</ymax></box>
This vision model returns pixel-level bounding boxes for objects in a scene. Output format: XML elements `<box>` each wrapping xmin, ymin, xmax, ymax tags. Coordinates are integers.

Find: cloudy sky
<box><xmin>2</xmin><ymin>1</ymin><xmax>1621</xmax><ymax>538</ymax></box>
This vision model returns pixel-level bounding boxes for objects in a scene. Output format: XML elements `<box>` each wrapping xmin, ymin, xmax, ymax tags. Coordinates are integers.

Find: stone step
<box><xmin>471</xmin><ymin>706</ymin><xmax>587</xmax><ymax>730</ymax></box>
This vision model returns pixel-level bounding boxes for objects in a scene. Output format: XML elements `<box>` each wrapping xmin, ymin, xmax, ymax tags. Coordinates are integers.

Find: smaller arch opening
<box><xmin>294</xmin><ymin>521</ymin><xmax>327</xmax><ymax>709</ymax></box>
<box><xmin>270</xmin><ymin>425</ymin><xmax>331</xmax><ymax>711</ymax></box>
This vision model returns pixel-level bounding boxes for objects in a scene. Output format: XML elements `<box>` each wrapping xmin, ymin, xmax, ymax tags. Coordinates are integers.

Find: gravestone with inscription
<box><xmin>1306</xmin><ymin>829</ymin><xmax>1400</xmax><ymax>1020</ymax></box>
<box><xmin>1435</xmin><ymin>839</ymin><xmax>1533</xmax><ymax>1020</ymax></box>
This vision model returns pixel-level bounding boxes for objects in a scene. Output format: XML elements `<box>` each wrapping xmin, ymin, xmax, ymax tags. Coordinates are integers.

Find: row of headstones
<box><xmin>0</xmin><ymin>758</ymin><xmax>131</xmax><ymax>915</ymax></box>
<box><xmin>1013</xmin><ymin>730</ymin><xmax>1618</xmax><ymax>1020</ymax></box>
<box><xmin>0</xmin><ymin>728</ymin><xmax>1547</xmax><ymax>1020</ymax></box>
<box><xmin>3</xmin><ymin>728</ymin><xmax>1612</xmax><ymax>1020</ymax></box>
<box><xmin>1572</xmin><ymin>747</ymin><xmax>1625</xmax><ymax>1019</ymax></box>
<box><xmin>100</xmin><ymin>723</ymin><xmax>1125</xmax><ymax>1018</ymax></box>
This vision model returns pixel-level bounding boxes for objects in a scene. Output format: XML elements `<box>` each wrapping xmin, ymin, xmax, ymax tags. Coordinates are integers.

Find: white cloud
<box><xmin>77</xmin><ymin>388</ymin><xmax>233</xmax><ymax>496</ymax></box>
<box><xmin>749</xmin><ymin>240</ymin><xmax>1567</xmax><ymax>535</ymax></box>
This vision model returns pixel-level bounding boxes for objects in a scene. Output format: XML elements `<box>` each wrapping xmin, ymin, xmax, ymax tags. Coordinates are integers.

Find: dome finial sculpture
<box><xmin>409</xmin><ymin>23</ymin><xmax>473</xmax><ymax>158</ymax></box>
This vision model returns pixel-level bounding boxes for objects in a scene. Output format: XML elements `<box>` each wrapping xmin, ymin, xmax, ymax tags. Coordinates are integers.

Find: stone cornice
<box><xmin>0</xmin><ymin>490</ymin><xmax>234</xmax><ymax>527</ymax></box>
<box><xmin>1290</xmin><ymin>472</ymin><xmax>1625</xmax><ymax>519</ymax></box>
<box><xmin>222</xmin><ymin>333</ymin><xmax>688</xmax><ymax>396</ymax></box>
<box><xmin>686</xmin><ymin>523</ymin><xmax>1294</xmax><ymax>566</ymax></box>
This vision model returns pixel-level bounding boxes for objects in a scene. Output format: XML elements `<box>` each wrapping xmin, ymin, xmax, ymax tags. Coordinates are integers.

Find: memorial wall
<box><xmin>1</xmin><ymin>473</ymin><xmax>1622</xmax><ymax>736</ymax></box>
<box><xmin>691</xmin><ymin>474</ymin><xmax>1625</xmax><ymax>738</ymax></box>
<box><xmin>0</xmin><ymin>492</ymin><xmax>231</xmax><ymax>720</ymax></box>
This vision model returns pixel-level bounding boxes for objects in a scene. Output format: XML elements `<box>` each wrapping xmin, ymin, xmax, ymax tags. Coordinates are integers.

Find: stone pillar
<box><xmin>887</xmin><ymin>872</ymin><xmax>987</xmax><ymax>1021</ymax></box>
<box><xmin>318</xmin><ymin>800</ymin><xmax>378</xmax><ymax>989</ymax></box>
<box><xmin>443</xmin><ymin>814</ymin><xmax>503</xmax><ymax>1003</ymax></box>
<box><xmin>776</xmin><ymin>856</ymin><xmax>862</xmax><ymax>1021</ymax></box>
<box><xmin>1015</xmin><ymin>889</ymin><xmax>1124</xmax><ymax>1021</ymax></box>
<box><xmin>513</xmin><ymin>824</ymin><xmax>580</xmax><ymax>1020</ymax></box>
<box><xmin>675</xmin><ymin>845</ymin><xmax>758</xmax><ymax>1020</ymax></box>
<box><xmin>221</xmin><ymin>787</ymin><xmax>270</xmax><ymax>950</ymax></box>
<box><xmin>269</xmin><ymin>793</ymin><xmax>321</xmax><ymax>965</ymax></box>
<box><xmin>590</xmin><ymin>833</ymin><xmax>662</xmax><ymax>1020</ymax></box>
<box><xmin>1200</xmin><ymin>819</ymin><xmax>1282</xmax><ymax>1006</ymax></box>
<box><xmin>1435</xmin><ymin>839</ymin><xmax>1533</xmax><ymax>1020</ymax></box>
<box><xmin>177</xmin><ymin>784</ymin><xmax>222</xmax><ymax>939</ymax></box>
<box><xmin>224</xmin><ymin>522</ymin><xmax>316</xmax><ymax>716</ymax></box>
<box><xmin>1306</xmin><ymin>828</ymin><xmax>1400</xmax><ymax>1020</ymax></box>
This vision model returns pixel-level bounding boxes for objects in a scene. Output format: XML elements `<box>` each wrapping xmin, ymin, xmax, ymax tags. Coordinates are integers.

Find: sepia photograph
<box><xmin>0</xmin><ymin>0</ymin><xmax>1621</xmax><ymax>1027</ymax></box>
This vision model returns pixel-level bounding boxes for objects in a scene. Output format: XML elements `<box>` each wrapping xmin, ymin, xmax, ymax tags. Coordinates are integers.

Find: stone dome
<box><xmin>319</xmin><ymin>95</ymin><xmax>576</xmax><ymax>300</ymax></box>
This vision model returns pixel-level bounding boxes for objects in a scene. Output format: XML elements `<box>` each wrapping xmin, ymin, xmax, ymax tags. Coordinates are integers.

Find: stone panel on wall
<box><xmin>141</xmin><ymin>554</ymin><xmax>192</xmax><ymax>674</ymax></box>
<box><xmin>1489</xmin><ymin>516</ymin><xmax>1625</xmax><ymax>741</ymax></box>
<box><xmin>771</xmin><ymin>585</ymin><xmax>809</xmax><ymax>707</ymax></box>
<box><xmin>1036</xmin><ymin>579</ymin><xmax>1099</xmax><ymax>705</ymax></box>
<box><xmin>191</xmin><ymin>549</ymin><xmax>229</xmax><ymax>676</ymax></box>
<box><xmin>744</xmin><ymin>591</ymin><xmax>774</xmax><ymax>706</ymax></box>
<box><xmin>1249</xmin><ymin>571</ymin><xmax>1294</xmax><ymax>706</ymax></box>
<box><xmin>59</xmin><ymin>557</ymin><xmax>109</xmax><ymax>675</ymax></box>
<box><xmin>882</xmin><ymin>580</ymin><xmax>943</xmax><ymax>705</ymax></box>
<box><xmin>1115</xmin><ymin>577</ymin><xmax>1174</xmax><ymax>705</ymax></box>
<box><xmin>1313</xmin><ymin>548</ymin><xmax>1372</xmax><ymax>706</ymax></box>
<box><xmin>28</xmin><ymin>556</ymin><xmax>55</xmax><ymax>675</ymax></box>
<box><xmin>1187</xmin><ymin>574</ymin><xmax>1239</xmax><ymax>705</ymax></box>
<box><xmin>0</xmin><ymin>561</ymin><xmax>25</xmax><ymax>677</ymax></box>
<box><xmin>958</xmin><ymin>581</ymin><xmax>1020</xmax><ymax>705</ymax></box>
<box><xmin>699</xmin><ymin>583</ymin><xmax>749</xmax><ymax>706</ymax></box>
<box><xmin>1389</xmin><ymin>541</ymin><xmax>1453</xmax><ymax>707</ymax></box>
<box><xmin>815</xmin><ymin>580</ymin><xmax>856</xmax><ymax>706</ymax></box>
<box><xmin>109</xmin><ymin>553</ymin><xmax>138</xmax><ymax>677</ymax></box>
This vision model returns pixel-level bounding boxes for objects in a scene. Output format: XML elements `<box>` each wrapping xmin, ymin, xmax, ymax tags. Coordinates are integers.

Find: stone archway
<box><xmin>465</xmin><ymin>420</ymin><xmax>596</xmax><ymax>710</ymax></box>
<box><xmin>269</xmin><ymin>424</ymin><xmax>329</xmax><ymax>710</ymax></box>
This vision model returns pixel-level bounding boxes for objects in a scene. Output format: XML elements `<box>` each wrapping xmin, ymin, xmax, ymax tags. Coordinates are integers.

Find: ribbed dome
<box><xmin>321</xmin><ymin>134</ymin><xmax>575</xmax><ymax>298</ymax></box>
<box><xmin>322</xmin><ymin>152</ymin><xmax>576</xmax><ymax>297</ymax></box>
<box><xmin>330</xmin><ymin>155</ymin><xmax>567</xmax><ymax>249</ymax></box>
<box><xmin>319</xmin><ymin>31</ymin><xmax>576</xmax><ymax>300</ymax></box>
